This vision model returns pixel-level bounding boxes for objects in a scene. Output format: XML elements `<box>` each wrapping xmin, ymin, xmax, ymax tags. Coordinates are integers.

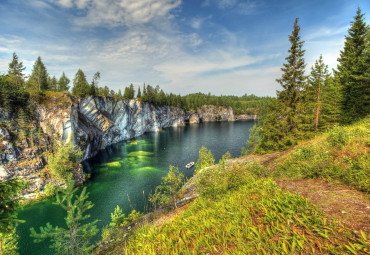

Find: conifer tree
<box><xmin>8</xmin><ymin>52</ymin><xmax>25</xmax><ymax>88</ymax></box>
<box><xmin>30</xmin><ymin>180</ymin><xmax>98</xmax><ymax>255</ymax></box>
<box><xmin>137</xmin><ymin>86</ymin><xmax>141</xmax><ymax>98</ymax></box>
<box><xmin>257</xmin><ymin>18</ymin><xmax>307</xmax><ymax>152</ymax></box>
<box><xmin>0</xmin><ymin>178</ymin><xmax>26</xmax><ymax>255</ymax></box>
<box><xmin>72</xmin><ymin>69</ymin><xmax>90</xmax><ymax>97</ymax></box>
<box><xmin>335</xmin><ymin>8</ymin><xmax>369</xmax><ymax>123</ymax></box>
<box><xmin>48</xmin><ymin>75</ymin><xmax>58</xmax><ymax>91</ymax></box>
<box><xmin>90</xmin><ymin>72</ymin><xmax>100</xmax><ymax>96</ymax></box>
<box><xmin>28</xmin><ymin>56</ymin><xmax>49</xmax><ymax>91</ymax></box>
<box><xmin>58</xmin><ymin>72</ymin><xmax>70</xmax><ymax>92</ymax></box>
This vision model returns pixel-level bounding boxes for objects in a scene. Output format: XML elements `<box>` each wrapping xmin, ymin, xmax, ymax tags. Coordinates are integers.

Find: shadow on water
<box><xmin>17</xmin><ymin>120</ymin><xmax>255</xmax><ymax>255</ymax></box>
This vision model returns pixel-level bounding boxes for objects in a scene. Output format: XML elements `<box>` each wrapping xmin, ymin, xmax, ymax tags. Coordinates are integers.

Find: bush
<box><xmin>327</xmin><ymin>125</ymin><xmax>349</xmax><ymax>147</ymax></box>
<box><xmin>43</xmin><ymin>183</ymin><xmax>58</xmax><ymax>197</ymax></box>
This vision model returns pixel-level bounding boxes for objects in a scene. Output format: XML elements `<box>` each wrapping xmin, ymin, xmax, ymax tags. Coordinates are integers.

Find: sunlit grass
<box><xmin>120</xmin><ymin>178</ymin><xmax>367</xmax><ymax>254</ymax></box>
<box><xmin>272</xmin><ymin>117</ymin><xmax>370</xmax><ymax>192</ymax></box>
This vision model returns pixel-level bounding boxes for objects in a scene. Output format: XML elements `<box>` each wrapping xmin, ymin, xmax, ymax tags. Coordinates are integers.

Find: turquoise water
<box><xmin>17</xmin><ymin>121</ymin><xmax>255</xmax><ymax>254</ymax></box>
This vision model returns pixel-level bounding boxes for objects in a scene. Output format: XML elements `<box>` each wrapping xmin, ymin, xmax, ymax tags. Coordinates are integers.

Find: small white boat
<box><xmin>186</xmin><ymin>161</ymin><xmax>195</xmax><ymax>168</ymax></box>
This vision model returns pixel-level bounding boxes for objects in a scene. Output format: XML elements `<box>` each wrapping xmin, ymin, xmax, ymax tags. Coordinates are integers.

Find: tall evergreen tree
<box><xmin>90</xmin><ymin>72</ymin><xmax>100</xmax><ymax>97</ymax></box>
<box><xmin>28</xmin><ymin>56</ymin><xmax>49</xmax><ymax>91</ymax></box>
<box><xmin>8</xmin><ymin>52</ymin><xmax>25</xmax><ymax>89</ymax></box>
<box><xmin>257</xmin><ymin>18</ymin><xmax>307</xmax><ymax>152</ymax></box>
<box><xmin>57</xmin><ymin>72</ymin><xmax>70</xmax><ymax>92</ymax></box>
<box><xmin>137</xmin><ymin>86</ymin><xmax>141</xmax><ymax>98</ymax></box>
<box><xmin>48</xmin><ymin>75</ymin><xmax>58</xmax><ymax>91</ymax></box>
<box><xmin>72</xmin><ymin>69</ymin><xmax>90</xmax><ymax>97</ymax></box>
<box><xmin>30</xmin><ymin>180</ymin><xmax>98</xmax><ymax>254</ymax></box>
<box><xmin>0</xmin><ymin>178</ymin><xmax>26</xmax><ymax>255</ymax></box>
<box><xmin>335</xmin><ymin>8</ymin><xmax>369</xmax><ymax>123</ymax></box>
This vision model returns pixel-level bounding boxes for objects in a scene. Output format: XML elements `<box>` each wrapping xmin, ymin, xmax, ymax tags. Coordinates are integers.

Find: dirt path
<box><xmin>276</xmin><ymin>179</ymin><xmax>370</xmax><ymax>234</ymax></box>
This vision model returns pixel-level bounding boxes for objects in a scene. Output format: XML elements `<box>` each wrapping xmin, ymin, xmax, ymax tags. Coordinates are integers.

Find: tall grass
<box><xmin>120</xmin><ymin>178</ymin><xmax>367</xmax><ymax>254</ymax></box>
<box><xmin>272</xmin><ymin>118</ymin><xmax>370</xmax><ymax>192</ymax></box>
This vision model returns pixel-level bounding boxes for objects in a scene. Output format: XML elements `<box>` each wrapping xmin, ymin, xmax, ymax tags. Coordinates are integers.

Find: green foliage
<box><xmin>123</xmin><ymin>84</ymin><xmax>135</xmax><ymax>99</ymax></box>
<box><xmin>30</xmin><ymin>180</ymin><xmax>98</xmax><ymax>255</ymax></box>
<box><xmin>0</xmin><ymin>178</ymin><xmax>26</xmax><ymax>234</ymax></box>
<box><xmin>8</xmin><ymin>52</ymin><xmax>25</xmax><ymax>89</ymax></box>
<box><xmin>195</xmin><ymin>146</ymin><xmax>215</xmax><ymax>173</ymax></box>
<box><xmin>122</xmin><ymin>178</ymin><xmax>366</xmax><ymax>254</ymax></box>
<box><xmin>243</xmin><ymin>124</ymin><xmax>262</xmax><ymax>155</ymax></box>
<box><xmin>101</xmin><ymin>207</ymin><xmax>142</xmax><ymax>242</ymax></box>
<box><xmin>327</xmin><ymin>125</ymin><xmax>349</xmax><ymax>147</ymax></box>
<box><xmin>335</xmin><ymin>8</ymin><xmax>369</xmax><ymax>124</ymax></box>
<box><xmin>57</xmin><ymin>72</ymin><xmax>70</xmax><ymax>92</ymax></box>
<box><xmin>72</xmin><ymin>69</ymin><xmax>90</xmax><ymax>97</ymax></box>
<box><xmin>0</xmin><ymin>226</ymin><xmax>19</xmax><ymax>255</ymax></box>
<box><xmin>110</xmin><ymin>205</ymin><xmax>125</xmax><ymax>228</ymax></box>
<box><xmin>305</xmin><ymin>55</ymin><xmax>341</xmax><ymax>131</ymax></box>
<box><xmin>149</xmin><ymin>165</ymin><xmax>185</xmax><ymax>209</ymax></box>
<box><xmin>43</xmin><ymin>183</ymin><xmax>59</xmax><ymax>197</ymax></box>
<box><xmin>27</xmin><ymin>56</ymin><xmax>49</xmax><ymax>91</ymax></box>
<box><xmin>48</xmin><ymin>140</ymin><xmax>83</xmax><ymax>181</ymax></box>
<box><xmin>272</xmin><ymin>118</ymin><xmax>370</xmax><ymax>192</ymax></box>
<box><xmin>257</xmin><ymin>18</ymin><xmax>309</xmax><ymax>153</ymax></box>
<box><xmin>0</xmin><ymin>75</ymin><xmax>29</xmax><ymax>113</ymax></box>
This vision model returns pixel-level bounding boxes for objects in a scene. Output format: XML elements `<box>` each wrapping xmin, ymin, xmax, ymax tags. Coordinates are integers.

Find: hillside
<box><xmin>95</xmin><ymin>118</ymin><xmax>369</xmax><ymax>254</ymax></box>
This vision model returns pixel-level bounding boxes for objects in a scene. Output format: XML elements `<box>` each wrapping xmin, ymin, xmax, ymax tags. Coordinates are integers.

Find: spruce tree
<box><xmin>257</xmin><ymin>18</ymin><xmax>307</xmax><ymax>152</ymax></box>
<box><xmin>275</xmin><ymin>18</ymin><xmax>307</xmax><ymax>132</ymax></box>
<box><xmin>48</xmin><ymin>76</ymin><xmax>58</xmax><ymax>91</ymax></box>
<box><xmin>58</xmin><ymin>72</ymin><xmax>70</xmax><ymax>92</ymax></box>
<box><xmin>72</xmin><ymin>69</ymin><xmax>90</xmax><ymax>97</ymax></box>
<box><xmin>335</xmin><ymin>8</ymin><xmax>369</xmax><ymax>123</ymax></box>
<box><xmin>28</xmin><ymin>56</ymin><xmax>49</xmax><ymax>91</ymax></box>
<box><xmin>30</xmin><ymin>180</ymin><xmax>98</xmax><ymax>255</ymax></box>
<box><xmin>137</xmin><ymin>86</ymin><xmax>141</xmax><ymax>98</ymax></box>
<box><xmin>306</xmin><ymin>56</ymin><xmax>341</xmax><ymax>131</ymax></box>
<box><xmin>8</xmin><ymin>52</ymin><xmax>25</xmax><ymax>89</ymax></box>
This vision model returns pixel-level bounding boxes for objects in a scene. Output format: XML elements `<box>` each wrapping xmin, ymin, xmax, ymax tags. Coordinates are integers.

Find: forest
<box><xmin>0</xmin><ymin>7</ymin><xmax>369</xmax><ymax>255</ymax></box>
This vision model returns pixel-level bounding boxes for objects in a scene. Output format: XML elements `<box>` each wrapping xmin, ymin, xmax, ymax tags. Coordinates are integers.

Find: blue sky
<box><xmin>0</xmin><ymin>0</ymin><xmax>369</xmax><ymax>96</ymax></box>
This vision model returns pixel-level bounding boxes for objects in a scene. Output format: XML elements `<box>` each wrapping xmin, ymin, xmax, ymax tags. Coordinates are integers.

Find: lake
<box><xmin>17</xmin><ymin>120</ymin><xmax>255</xmax><ymax>255</ymax></box>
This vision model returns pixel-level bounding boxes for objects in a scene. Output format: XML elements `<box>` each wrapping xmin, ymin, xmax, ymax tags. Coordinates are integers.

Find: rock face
<box><xmin>0</xmin><ymin>95</ymin><xmax>250</xmax><ymax>185</ymax></box>
<box><xmin>189</xmin><ymin>105</ymin><xmax>235</xmax><ymax>123</ymax></box>
<box><xmin>37</xmin><ymin>96</ymin><xmax>187</xmax><ymax>160</ymax></box>
<box><xmin>235</xmin><ymin>114</ymin><xmax>257</xmax><ymax>121</ymax></box>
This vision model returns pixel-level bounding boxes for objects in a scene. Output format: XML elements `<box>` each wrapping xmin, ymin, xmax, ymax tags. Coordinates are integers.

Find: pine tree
<box><xmin>195</xmin><ymin>146</ymin><xmax>215</xmax><ymax>173</ymax></box>
<box><xmin>0</xmin><ymin>226</ymin><xmax>19</xmax><ymax>255</ymax></box>
<box><xmin>89</xmin><ymin>72</ymin><xmax>100</xmax><ymax>97</ymax></box>
<box><xmin>257</xmin><ymin>18</ymin><xmax>307</xmax><ymax>152</ymax></box>
<box><xmin>335</xmin><ymin>8</ymin><xmax>369</xmax><ymax>123</ymax></box>
<box><xmin>72</xmin><ymin>69</ymin><xmax>90</xmax><ymax>97</ymax></box>
<box><xmin>8</xmin><ymin>52</ymin><xmax>25</xmax><ymax>89</ymax></box>
<box><xmin>30</xmin><ymin>180</ymin><xmax>98</xmax><ymax>255</ymax></box>
<box><xmin>48</xmin><ymin>75</ymin><xmax>58</xmax><ymax>91</ymax></box>
<box><xmin>28</xmin><ymin>56</ymin><xmax>49</xmax><ymax>91</ymax></box>
<box><xmin>58</xmin><ymin>72</ymin><xmax>70</xmax><ymax>92</ymax></box>
<box><xmin>137</xmin><ymin>86</ymin><xmax>141</xmax><ymax>98</ymax></box>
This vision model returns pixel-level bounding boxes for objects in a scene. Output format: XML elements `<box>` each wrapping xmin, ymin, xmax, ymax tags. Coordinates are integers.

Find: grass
<box><xmin>271</xmin><ymin>118</ymin><xmax>370</xmax><ymax>192</ymax></box>
<box><xmin>109</xmin><ymin>178</ymin><xmax>367</xmax><ymax>254</ymax></box>
<box><xmin>94</xmin><ymin>118</ymin><xmax>369</xmax><ymax>254</ymax></box>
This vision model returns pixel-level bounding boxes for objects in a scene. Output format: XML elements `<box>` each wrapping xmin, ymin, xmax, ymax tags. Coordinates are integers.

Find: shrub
<box><xmin>327</xmin><ymin>125</ymin><xmax>349</xmax><ymax>147</ymax></box>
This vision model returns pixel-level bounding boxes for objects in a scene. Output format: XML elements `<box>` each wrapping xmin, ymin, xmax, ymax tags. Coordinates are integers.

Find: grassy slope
<box><xmin>97</xmin><ymin>118</ymin><xmax>369</xmax><ymax>254</ymax></box>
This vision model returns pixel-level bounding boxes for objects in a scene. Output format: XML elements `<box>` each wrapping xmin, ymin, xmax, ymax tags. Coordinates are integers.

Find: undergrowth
<box><xmin>272</xmin><ymin>118</ymin><xmax>370</xmax><ymax>192</ymax></box>
<box><xmin>120</xmin><ymin>178</ymin><xmax>367</xmax><ymax>254</ymax></box>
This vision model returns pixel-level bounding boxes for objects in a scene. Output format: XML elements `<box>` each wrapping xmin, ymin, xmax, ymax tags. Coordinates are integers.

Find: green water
<box><xmin>17</xmin><ymin>121</ymin><xmax>255</xmax><ymax>254</ymax></box>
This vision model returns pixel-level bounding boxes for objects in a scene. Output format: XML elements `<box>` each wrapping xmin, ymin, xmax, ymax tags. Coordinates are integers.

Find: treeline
<box><xmin>1</xmin><ymin>54</ymin><xmax>271</xmax><ymax>116</ymax></box>
<box><xmin>249</xmin><ymin>8</ymin><xmax>369</xmax><ymax>154</ymax></box>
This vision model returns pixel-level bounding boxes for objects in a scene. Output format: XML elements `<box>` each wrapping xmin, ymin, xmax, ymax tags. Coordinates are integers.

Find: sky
<box><xmin>0</xmin><ymin>0</ymin><xmax>369</xmax><ymax>96</ymax></box>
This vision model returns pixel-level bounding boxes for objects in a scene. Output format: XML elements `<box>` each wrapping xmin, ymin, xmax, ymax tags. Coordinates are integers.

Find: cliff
<box><xmin>0</xmin><ymin>95</ymin><xmax>254</xmax><ymax>196</ymax></box>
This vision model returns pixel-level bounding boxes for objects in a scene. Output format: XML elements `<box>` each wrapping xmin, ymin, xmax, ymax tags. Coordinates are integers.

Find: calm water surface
<box><xmin>17</xmin><ymin>120</ymin><xmax>255</xmax><ymax>255</ymax></box>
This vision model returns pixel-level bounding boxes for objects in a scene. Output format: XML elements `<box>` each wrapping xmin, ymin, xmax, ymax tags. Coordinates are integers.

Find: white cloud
<box><xmin>49</xmin><ymin>0</ymin><xmax>181</xmax><ymax>28</ymax></box>
<box><xmin>202</xmin><ymin>0</ymin><xmax>256</xmax><ymax>14</ymax></box>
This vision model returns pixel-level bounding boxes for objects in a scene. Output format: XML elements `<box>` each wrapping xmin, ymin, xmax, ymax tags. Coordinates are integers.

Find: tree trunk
<box><xmin>315</xmin><ymin>77</ymin><xmax>321</xmax><ymax>130</ymax></box>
